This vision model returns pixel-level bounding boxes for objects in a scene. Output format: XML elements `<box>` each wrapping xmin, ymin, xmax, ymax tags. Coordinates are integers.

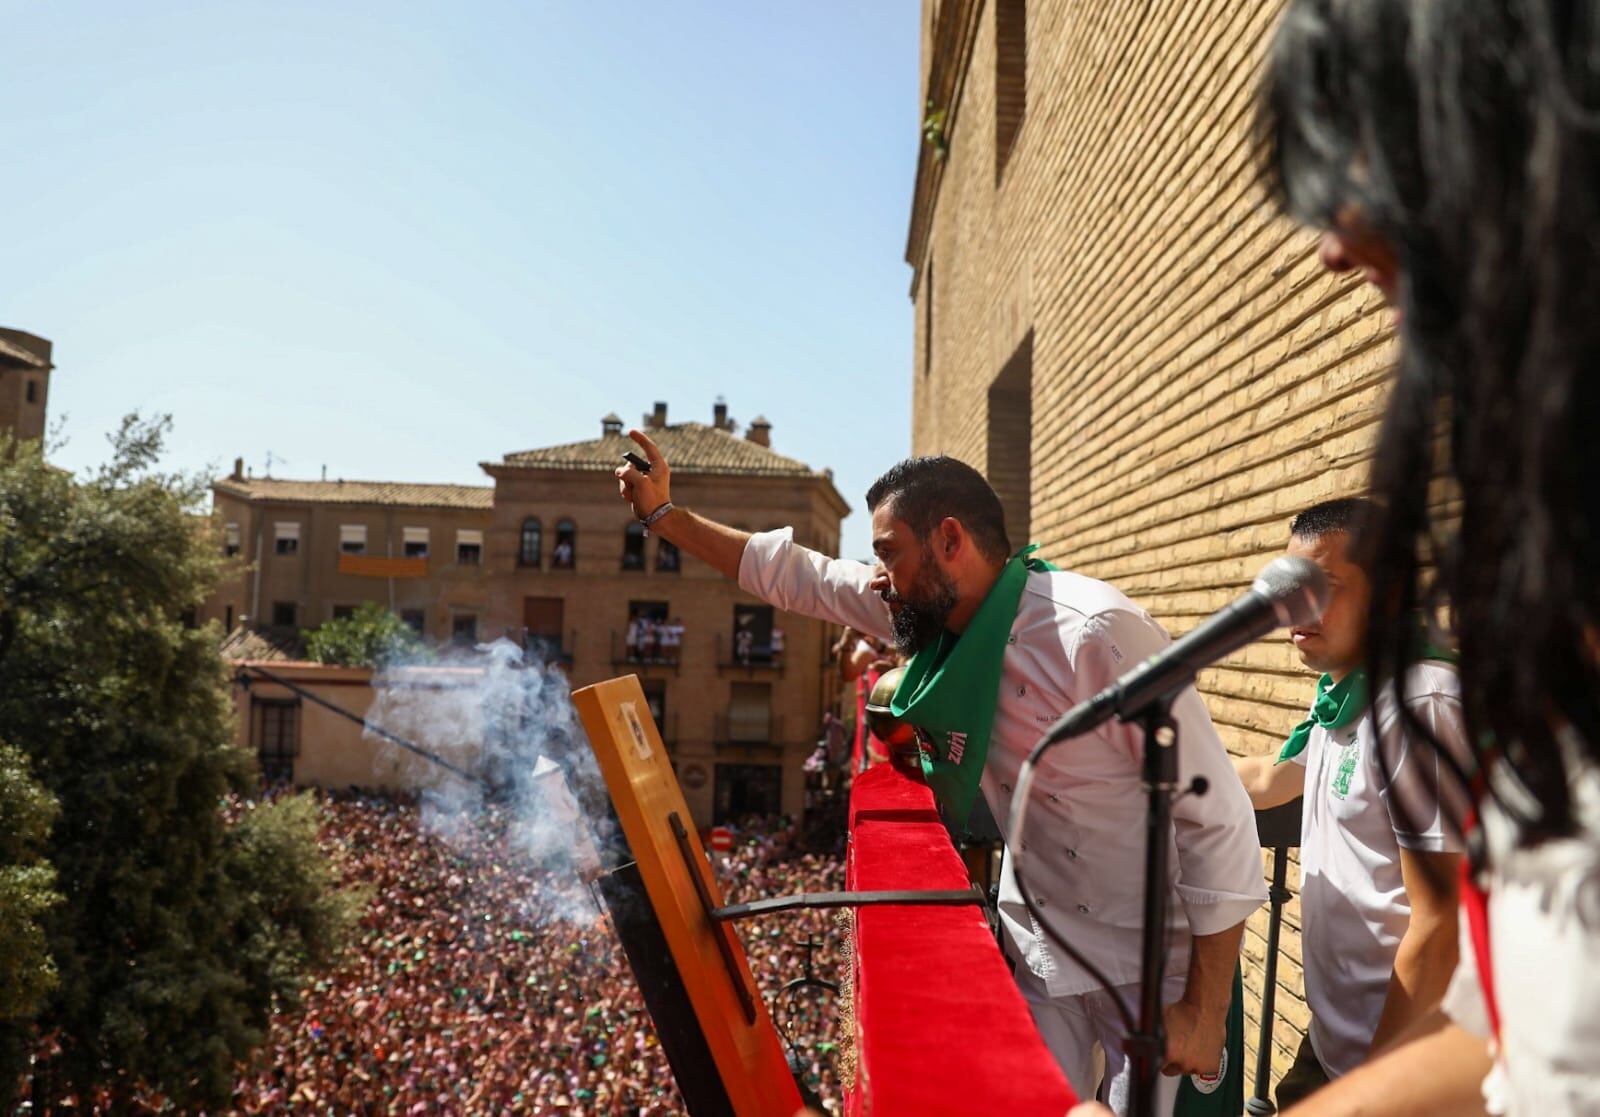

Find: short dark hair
<box><xmin>865</xmin><ymin>456</ymin><xmax>1011</xmax><ymax>562</ymax></box>
<box><xmin>1289</xmin><ymin>497</ymin><xmax>1375</xmax><ymax>543</ymax></box>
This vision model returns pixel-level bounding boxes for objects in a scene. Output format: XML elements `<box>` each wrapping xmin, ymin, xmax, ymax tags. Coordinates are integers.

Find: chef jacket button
<box><xmin>1077</xmin><ymin>903</ymin><xmax>1091</xmax><ymax>914</ymax></box>
<box><xmin>1018</xmin><ymin>684</ymin><xmax>1027</xmax><ymax>696</ymax></box>
<box><xmin>1035</xmin><ymin>896</ymin><xmax>1047</xmax><ymax>907</ymax></box>
<box><xmin>1066</xmin><ymin>848</ymin><xmax>1078</xmax><ymax>860</ymax></box>
<box><xmin>1048</xmin><ymin>793</ymin><xmax>1060</xmax><ymax>804</ymax></box>
<box><xmin>1007</xmin><ymin>634</ymin><xmax>1018</xmax><ymax>645</ymax></box>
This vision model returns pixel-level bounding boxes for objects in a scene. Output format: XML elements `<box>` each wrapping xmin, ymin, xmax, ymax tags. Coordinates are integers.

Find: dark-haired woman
<box><xmin>1258</xmin><ymin>1</ymin><xmax>1600</xmax><ymax>1114</ymax></box>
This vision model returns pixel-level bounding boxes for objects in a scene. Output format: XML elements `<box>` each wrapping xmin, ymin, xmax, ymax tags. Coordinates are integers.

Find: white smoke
<box><xmin>363</xmin><ymin>638</ymin><xmax>615</xmax><ymax>926</ymax></box>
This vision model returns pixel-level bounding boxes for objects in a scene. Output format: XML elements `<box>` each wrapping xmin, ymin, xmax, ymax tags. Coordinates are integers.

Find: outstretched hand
<box><xmin>614</xmin><ymin>429</ymin><xmax>671</xmax><ymax>519</ymax></box>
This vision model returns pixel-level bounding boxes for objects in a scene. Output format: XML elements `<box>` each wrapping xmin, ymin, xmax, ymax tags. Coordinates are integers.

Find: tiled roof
<box><xmin>220</xmin><ymin>625</ymin><xmax>306</xmax><ymax>663</ymax></box>
<box><xmin>0</xmin><ymin>335</ymin><xmax>47</xmax><ymax>368</ymax></box>
<box><xmin>495</xmin><ymin>422</ymin><xmax>822</xmax><ymax>478</ymax></box>
<box><xmin>213</xmin><ymin>477</ymin><xmax>493</xmax><ymax>510</ymax></box>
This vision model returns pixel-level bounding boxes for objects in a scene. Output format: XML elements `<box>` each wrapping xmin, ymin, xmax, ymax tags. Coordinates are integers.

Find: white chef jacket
<box><xmin>740</xmin><ymin>529</ymin><xmax>1266</xmax><ymax>997</ymax></box>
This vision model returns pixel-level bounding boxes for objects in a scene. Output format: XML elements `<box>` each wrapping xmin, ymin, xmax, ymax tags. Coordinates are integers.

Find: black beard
<box><xmin>884</xmin><ymin>562</ymin><xmax>959</xmax><ymax>655</ymax></box>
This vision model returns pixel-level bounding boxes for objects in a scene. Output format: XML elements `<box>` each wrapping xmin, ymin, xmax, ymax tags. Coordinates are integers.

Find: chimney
<box><xmin>713</xmin><ymin>398</ymin><xmax>728</xmax><ymax>430</ymax></box>
<box><xmin>231</xmin><ymin>457</ymin><xmax>245</xmax><ymax>481</ymax></box>
<box><xmin>746</xmin><ymin>416</ymin><xmax>772</xmax><ymax>448</ymax></box>
<box><xmin>645</xmin><ymin>401</ymin><xmax>668</xmax><ymax>429</ymax></box>
<box><xmin>601</xmin><ymin>412</ymin><xmax>623</xmax><ymax>437</ymax></box>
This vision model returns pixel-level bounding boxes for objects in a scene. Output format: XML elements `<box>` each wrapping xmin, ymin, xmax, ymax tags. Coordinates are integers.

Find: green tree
<box><xmin>305</xmin><ymin>599</ymin><xmax>430</xmax><ymax>668</ymax></box>
<box><xmin>0</xmin><ymin>741</ymin><xmax>63</xmax><ymax>1085</ymax></box>
<box><xmin>0</xmin><ymin>419</ymin><xmax>357</xmax><ymax>1110</ymax></box>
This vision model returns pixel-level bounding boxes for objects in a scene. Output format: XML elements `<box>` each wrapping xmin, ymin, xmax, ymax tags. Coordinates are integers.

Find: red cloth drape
<box><xmin>844</xmin><ymin>763</ymin><xmax>1075</xmax><ymax>1115</ymax></box>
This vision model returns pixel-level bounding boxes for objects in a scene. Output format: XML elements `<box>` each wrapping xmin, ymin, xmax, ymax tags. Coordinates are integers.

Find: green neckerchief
<box><xmin>889</xmin><ymin>545</ymin><xmax>1057</xmax><ymax>826</ymax></box>
<box><xmin>1276</xmin><ymin>636</ymin><xmax>1457</xmax><ymax>762</ymax></box>
<box><xmin>1278</xmin><ymin>669</ymin><xmax>1369</xmax><ymax>762</ymax></box>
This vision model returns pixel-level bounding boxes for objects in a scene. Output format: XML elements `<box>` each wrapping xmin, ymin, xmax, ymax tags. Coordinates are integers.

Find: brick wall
<box><xmin>908</xmin><ymin>0</ymin><xmax>1399</xmax><ymax>1088</ymax></box>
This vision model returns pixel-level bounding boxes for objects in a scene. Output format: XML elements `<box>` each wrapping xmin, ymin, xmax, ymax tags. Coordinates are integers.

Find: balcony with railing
<box><xmin>714</xmin><ymin>632</ymin><xmax>785</xmax><ymax>676</ymax></box>
<box><xmin>511</xmin><ymin>628</ymin><xmax>576</xmax><ymax>669</ymax></box>
<box><xmin>609</xmin><ymin>630</ymin><xmax>682</xmax><ymax>674</ymax></box>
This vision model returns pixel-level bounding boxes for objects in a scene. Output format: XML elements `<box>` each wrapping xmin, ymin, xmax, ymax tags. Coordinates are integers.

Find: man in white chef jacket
<box><xmin>616</xmin><ymin>434</ymin><xmax>1265</xmax><ymax>1114</ymax></box>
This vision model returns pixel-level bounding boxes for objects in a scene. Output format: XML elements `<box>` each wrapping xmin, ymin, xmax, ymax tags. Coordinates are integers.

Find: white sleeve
<box><xmin>1382</xmin><ymin>689</ymin><xmax>1469</xmax><ymax>854</ymax></box>
<box><xmin>737</xmin><ymin>529</ymin><xmax>896</xmax><ymax>643</ymax></box>
<box><xmin>1068</xmin><ymin>610</ymin><xmax>1268</xmax><ymax>936</ymax></box>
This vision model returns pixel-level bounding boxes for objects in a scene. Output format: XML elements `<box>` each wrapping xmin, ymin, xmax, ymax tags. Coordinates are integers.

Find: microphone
<box><xmin>1039</xmin><ymin>556</ymin><xmax>1329</xmax><ymax>746</ymax></box>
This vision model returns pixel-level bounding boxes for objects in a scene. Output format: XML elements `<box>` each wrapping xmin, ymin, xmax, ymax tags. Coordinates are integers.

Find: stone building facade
<box><xmin>480</xmin><ymin>402</ymin><xmax>849</xmax><ymax>826</ymax></box>
<box><xmin>908</xmin><ymin>0</ymin><xmax>1395</xmax><ymax>1088</ymax></box>
<box><xmin>205</xmin><ymin>473</ymin><xmax>494</xmax><ymax>642</ymax></box>
<box><xmin>0</xmin><ymin>327</ymin><xmax>52</xmax><ymax>447</ymax></box>
<box><xmin>206</xmin><ymin>400</ymin><xmax>849</xmax><ymax>826</ymax></box>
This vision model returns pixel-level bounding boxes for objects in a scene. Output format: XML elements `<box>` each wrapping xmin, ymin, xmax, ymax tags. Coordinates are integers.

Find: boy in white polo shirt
<box><xmin>1234</xmin><ymin>499</ymin><xmax>1465</xmax><ymax>1108</ymax></box>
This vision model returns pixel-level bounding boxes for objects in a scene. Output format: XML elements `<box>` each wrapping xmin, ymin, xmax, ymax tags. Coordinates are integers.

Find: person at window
<box><xmin>625</xmin><ymin>615</ymin><xmax>641</xmax><ymax>663</ymax></box>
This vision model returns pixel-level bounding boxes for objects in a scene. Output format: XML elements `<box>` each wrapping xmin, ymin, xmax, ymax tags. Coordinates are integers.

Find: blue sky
<box><xmin>1</xmin><ymin>1</ymin><xmax>919</xmax><ymax>559</ymax></box>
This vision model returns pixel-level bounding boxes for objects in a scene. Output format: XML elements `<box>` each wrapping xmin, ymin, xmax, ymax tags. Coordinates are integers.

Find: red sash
<box><xmin>1460</xmin><ymin>814</ymin><xmax>1501</xmax><ymax>1040</ymax></box>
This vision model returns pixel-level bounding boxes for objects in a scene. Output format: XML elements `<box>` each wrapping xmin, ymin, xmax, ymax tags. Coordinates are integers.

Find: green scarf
<box><xmin>1277</xmin><ymin>669</ymin><xmax>1369</xmax><ymax>762</ymax></box>
<box><xmin>889</xmin><ymin>546</ymin><xmax>1057</xmax><ymax>826</ymax></box>
<box><xmin>1277</xmin><ymin>636</ymin><xmax>1457</xmax><ymax>762</ymax></box>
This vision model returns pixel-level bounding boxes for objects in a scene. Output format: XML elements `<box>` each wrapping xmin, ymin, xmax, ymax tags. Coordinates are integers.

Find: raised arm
<box><xmin>616</xmin><ymin>429</ymin><xmax>895</xmax><ymax>641</ymax></box>
<box><xmin>615</xmin><ymin>430</ymin><xmax>749</xmax><ymax>579</ymax></box>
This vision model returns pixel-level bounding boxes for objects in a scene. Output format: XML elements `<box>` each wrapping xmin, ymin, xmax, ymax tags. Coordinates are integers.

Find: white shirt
<box><xmin>1292</xmin><ymin>662</ymin><xmax>1467</xmax><ymax>1077</ymax></box>
<box><xmin>1442</xmin><ymin>732</ymin><xmax>1600</xmax><ymax>1116</ymax></box>
<box><xmin>740</xmin><ymin>529</ymin><xmax>1266</xmax><ymax>996</ymax></box>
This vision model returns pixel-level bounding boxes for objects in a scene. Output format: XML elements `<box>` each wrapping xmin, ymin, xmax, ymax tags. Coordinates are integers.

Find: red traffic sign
<box><xmin>709</xmin><ymin>826</ymin><xmax>734</xmax><ymax>852</ymax></box>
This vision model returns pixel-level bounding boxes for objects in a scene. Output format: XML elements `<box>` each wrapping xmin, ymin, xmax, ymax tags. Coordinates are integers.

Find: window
<box><xmin>523</xmin><ymin>596</ymin><xmax>565</xmax><ymax>662</ymax></box>
<box><xmin>340</xmin><ymin>524</ymin><xmax>368</xmax><ymax>555</ymax></box>
<box><xmin>254</xmin><ymin>699</ymin><xmax>299</xmax><ymax>783</ymax></box>
<box><xmin>994</xmin><ymin>0</ymin><xmax>1027</xmax><ymax>181</ymax></box>
<box><xmin>552</xmin><ymin>519</ymin><xmax>577</xmax><ymax>570</ymax></box>
<box><xmin>403</xmin><ymin>527</ymin><xmax>430</xmax><ymax>559</ymax></box>
<box><xmin>988</xmin><ymin>330</ymin><xmax>1034</xmax><ymax>545</ymax></box>
<box><xmin>332</xmin><ymin>604</ymin><xmax>356</xmax><ymax>621</ymax></box>
<box><xmin>25</xmin><ymin>380</ymin><xmax>37</xmax><ymax>404</ymax></box>
<box><xmin>622</xmin><ymin>522</ymin><xmax>646</xmax><ymax>571</ymax></box>
<box><xmin>271</xmin><ymin>601</ymin><xmax>297</xmax><ymax>628</ymax></box>
<box><xmin>224</xmin><ymin>522</ymin><xmax>241</xmax><ymax>557</ymax></box>
<box><xmin>923</xmin><ymin>258</ymin><xmax>934</xmax><ymax>379</ymax></box>
<box><xmin>732</xmin><ymin>604</ymin><xmax>775</xmax><ymax>664</ymax></box>
<box><xmin>713</xmin><ymin>762</ymin><xmax>782</xmax><ymax>821</ymax></box>
<box><xmin>274</xmin><ymin>521</ymin><xmax>300</xmax><ymax>555</ymax></box>
<box><xmin>519</xmin><ymin>518</ymin><xmax>542</xmax><ymax>567</ymax></box>
<box><xmin>456</xmin><ymin>528</ymin><xmax>483</xmax><ymax>566</ymax></box>
<box><xmin>625</xmin><ymin>601</ymin><xmax>673</xmax><ymax>663</ymax></box>
<box><xmin>656</xmin><ymin>539</ymin><xmax>681</xmax><ymax>572</ymax></box>
<box><xmin>401</xmin><ymin>609</ymin><xmax>426</xmax><ymax>635</ymax></box>
<box><xmin>728</xmin><ymin>682</ymin><xmax>773</xmax><ymax>743</ymax></box>
<box><xmin>225</xmin><ymin>604</ymin><xmax>234</xmax><ymax>631</ymax></box>
<box><xmin>452</xmin><ymin>613</ymin><xmax>478</xmax><ymax>646</ymax></box>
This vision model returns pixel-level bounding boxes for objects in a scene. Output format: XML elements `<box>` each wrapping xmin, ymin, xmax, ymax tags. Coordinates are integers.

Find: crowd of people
<box><xmin>224</xmin><ymin>792</ymin><xmax>845</xmax><ymax>1115</ymax></box>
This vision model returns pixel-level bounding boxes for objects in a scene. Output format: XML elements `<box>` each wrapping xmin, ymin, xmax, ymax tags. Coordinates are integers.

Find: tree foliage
<box><xmin>0</xmin><ymin>419</ymin><xmax>357</xmax><ymax>1109</ymax></box>
<box><xmin>305</xmin><ymin>600</ymin><xmax>430</xmax><ymax>668</ymax></box>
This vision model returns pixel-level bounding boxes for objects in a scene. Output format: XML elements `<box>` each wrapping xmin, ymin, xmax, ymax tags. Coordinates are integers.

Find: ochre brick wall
<box><xmin>909</xmin><ymin>0</ymin><xmax>1398</xmax><ymax>1089</ymax></box>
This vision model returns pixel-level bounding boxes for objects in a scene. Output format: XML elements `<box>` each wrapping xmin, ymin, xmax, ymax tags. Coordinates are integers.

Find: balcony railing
<box><xmin>510</xmin><ymin>628</ymin><xmax>576</xmax><ymax>669</ymax></box>
<box><xmin>609</xmin><ymin>631</ymin><xmax>682</xmax><ymax>673</ymax></box>
<box><xmin>714</xmin><ymin>632</ymin><xmax>785</xmax><ymax>675</ymax></box>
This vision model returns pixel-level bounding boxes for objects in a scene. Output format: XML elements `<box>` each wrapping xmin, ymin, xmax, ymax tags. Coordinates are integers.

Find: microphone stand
<box><xmin>1128</xmin><ymin>698</ymin><xmax>1180</xmax><ymax>1117</ymax></box>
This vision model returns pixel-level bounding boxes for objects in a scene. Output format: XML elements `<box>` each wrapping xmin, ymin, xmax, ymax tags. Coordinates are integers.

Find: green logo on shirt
<box><xmin>1331</xmin><ymin>738</ymin><xmax>1360</xmax><ymax>799</ymax></box>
